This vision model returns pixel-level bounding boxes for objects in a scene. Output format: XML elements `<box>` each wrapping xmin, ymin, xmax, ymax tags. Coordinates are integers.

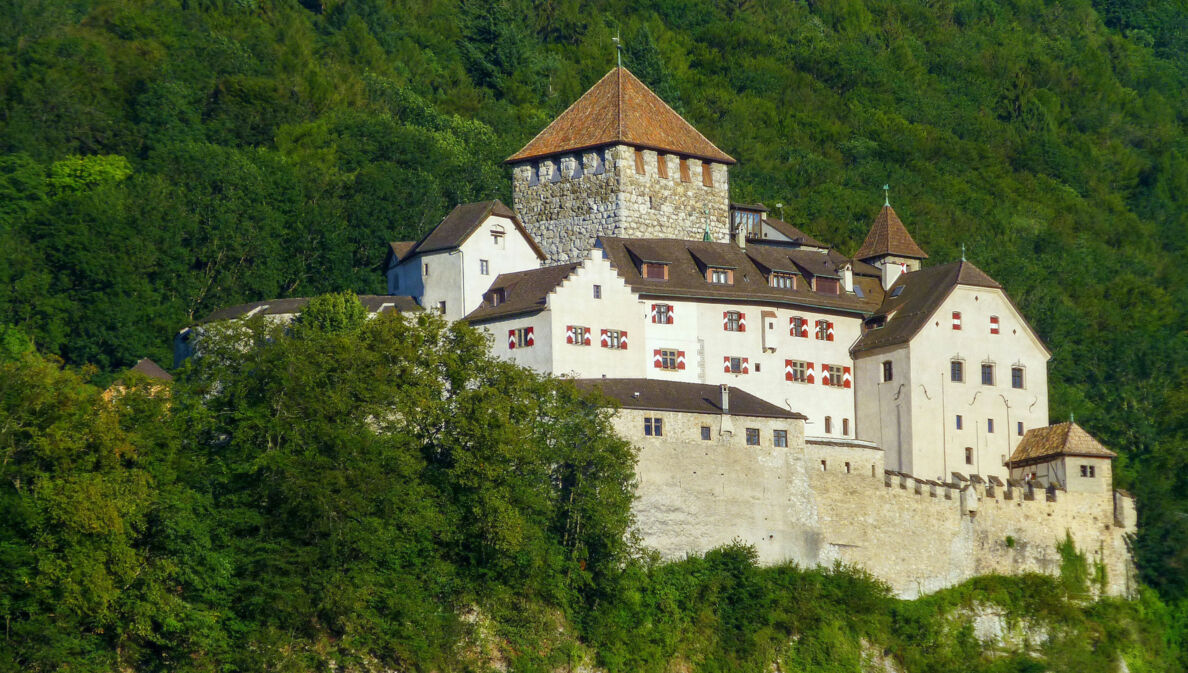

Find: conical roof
<box><xmin>854</xmin><ymin>205</ymin><xmax>928</xmax><ymax>261</ymax></box>
<box><xmin>1009</xmin><ymin>422</ymin><xmax>1117</xmax><ymax>465</ymax></box>
<box><xmin>506</xmin><ymin>67</ymin><xmax>735</xmax><ymax>165</ymax></box>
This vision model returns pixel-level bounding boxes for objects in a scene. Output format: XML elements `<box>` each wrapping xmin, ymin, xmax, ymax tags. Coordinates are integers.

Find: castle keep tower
<box><xmin>507</xmin><ymin>67</ymin><xmax>735</xmax><ymax>264</ymax></box>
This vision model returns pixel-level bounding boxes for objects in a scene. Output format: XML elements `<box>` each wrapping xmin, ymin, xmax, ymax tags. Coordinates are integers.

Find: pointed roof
<box><xmin>399</xmin><ymin>200</ymin><xmax>546</xmax><ymax>262</ymax></box>
<box><xmin>129</xmin><ymin>358</ymin><xmax>173</xmax><ymax>382</ymax></box>
<box><xmin>506</xmin><ymin>67</ymin><xmax>736</xmax><ymax>165</ymax></box>
<box><xmin>1009</xmin><ymin>422</ymin><xmax>1117</xmax><ymax>466</ymax></box>
<box><xmin>854</xmin><ymin>205</ymin><xmax>928</xmax><ymax>261</ymax></box>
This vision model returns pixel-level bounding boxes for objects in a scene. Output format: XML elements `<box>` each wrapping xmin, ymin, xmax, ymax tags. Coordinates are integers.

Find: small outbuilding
<box><xmin>1007</xmin><ymin>422</ymin><xmax>1116</xmax><ymax>493</ymax></box>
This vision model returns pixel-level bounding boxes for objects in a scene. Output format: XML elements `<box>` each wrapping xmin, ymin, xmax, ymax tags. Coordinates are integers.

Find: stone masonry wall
<box><xmin>511</xmin><ymin>144</ymin><xmax>731</xmax><ymax>265</ymax></box>
<box><xmin>624</xmin><ymin>410</ymin><xmax>1137</xmax><ymax>599</ymax></box>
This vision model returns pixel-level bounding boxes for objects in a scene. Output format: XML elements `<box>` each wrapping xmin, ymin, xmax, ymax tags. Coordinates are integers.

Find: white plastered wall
<box><xmin>546</xmin><ymin>252</ymin><xmax>647</xmax><ymax>378</ymax></box>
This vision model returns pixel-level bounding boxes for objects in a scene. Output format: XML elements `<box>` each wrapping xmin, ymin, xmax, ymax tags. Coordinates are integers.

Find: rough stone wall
<box><xmin>625</xmin><ymin>409</ymin><xmax>1137</xmax><ymax>599</ymax></box>
<box><xmin>511</xmin><ymin>145</ymin><xmax>731</xmax><ymax>265</ymax></box>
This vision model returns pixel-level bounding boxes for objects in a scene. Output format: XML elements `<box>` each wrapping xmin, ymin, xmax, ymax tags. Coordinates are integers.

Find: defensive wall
<box><xmin>620</xmin><ymin>409</ymin><xmax>1136</xmax><ymax>598</ymax></box>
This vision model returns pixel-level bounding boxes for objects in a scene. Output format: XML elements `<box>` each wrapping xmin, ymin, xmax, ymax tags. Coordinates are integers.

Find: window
<box><xmin>956</xmin><ymin>415</ymin><xmax>963</xmax><ymax>430</ymax></box>
<box><xmin>511</xmin><ymin>326</ymin><xmax>533</xmax><ymax>347</ymax></box>
<box><xmin>486</xmin><ymin>288</ymin><xmax>506</xmax><ymax>306</ymax></box>
<box><xmin>724</xmin><ymin>310</ymin><xmax>743</xmax><ymax>332</ymax></box>
<box><xmin>825</xmin><ymin>416</ymin><xmax>833</xmax><ymax>434</ymax></box>
<box><xmin>965</xmin><ymin>447</ymin><xmax>974</xmax><ymax>465</ymax></box>
<box><xmin>981</xmin><ymin>363</ymin><xmax>995</xmax><ymax>386</ymax></box>
<box><xmin>785</xmin><ymin>360</ymin><xmax>808</xmax><ymax>383</ymax></box>
<box><xmin>567</xmin><ymin>325</ymin><xmax>590</xmax><ymax>346</ymax></box>
<box><xmin>815</xmin><ymin>320</ymin><xmax>834</xmax><ymax>341</ymax></box>
<box><xmin>643</xmin><ymin>262</ymin><xmax>668</xmax><ymax>280</ymax></box>
<box><xmin>1080</xmin><ymin>465</ymin><xmax>1096</xmax><ymax>478</ymax></box>
<box><xmin>773</xmin><ymin>430</ymin><xmax>788</xmax><ymax>447</ymax></box>
<box><xmin>987</xmin><ymin>418</ymin><xmax>995</xmax><ymax>433</ymax></box>
<box><xmin>644</xmin><ymin>417</ymin><xmax>663</xmax><ymax>436</ymax></box>
<box><xmin>490</xmin><ymin>225</ymin><xmax>506</xmax><ymax>249</ymax></box>
<box><xmin>701</xmin><ymin>426</ymin><xmax>712</xmax><ymax>441</ymax></box>
<box><xmin>601</xmin><ymin>329</ymin><xmax>627</xmax><ymax>349</ymax></box>
<box><xmin>821</xmin><ymin>460</ymin><xmax>827</xmax><ymax>471</ymax></box>
<box><xmin>659</xmin><ymin>349</ymin><xmax>679</xmax><ymax>370</ymax></box>
<box><xmin>1011</xmin><ymin>367</ymin><xmax>1024</xmax><ymax>389</ymax></box>
<box><xmin>770</xmin><ymin>272</ymin><xmax>796</xmax><ymax>289</ymax></box>
<box><xmin>479</xmin><ymin>259</ymin><xmax>490</xmax><ymax>275</ymax></box>
<box><xmin>702</xmin><ymin>162</ymin><xmax>713</xmax><ymax>187</ymax></box>
<box><xmin>438</xmin><ymin>301</ymin><xmax>447</xmax><ymax>315</ymax></box>
<box><xmin>745</xmin><ymin>428</ymin><xmax>760</xmax><ymax>445</ymax></box>
<box><xmin>708</xmin><ymin>268</ymin><xmax>732</xmax><ymax>284</ymax></box>
<box><xmin>843</xmin><ymin>418</ymin><xmax>850</xmax><ymax>435</ymax></box>
<box><xmin>679</xmin><ymin>157</ymin><xmax>691</xmax><ymax>182</ymax></box>
<box><xmin>951</xmin><ymin>360</ymin><xmax>964</xmax><ymax>383</ymax></box>
<box><xmin>990</xmin><ymin>315</ymin><xmax>1000</xmax><ymax>334</ymax></box>
<box><xmin>845</xmin><ymin>462</ymin><xmax>852</xmax><ymax>473</ymax></box>
<box><xmin>656</xmin><ymin>154</ymin><xmax>668</xmax><ymax>178</ymax></box>
<box><xmin>593</xmin><ymin>284</ymin><xmax>602</xmax><ymax>299</ymax></box>
<box><xmin>424</xmin><ymin>263</ymin><xmax>429</xmax><ymax>275</ymax></box>
<box><xmin>790</xmin><ymin>316</ymin><xmax>809</xmax><ymax>337</ymax></box>
<box><xmin>727</xmin><ymin>356</ymin><xmax>744</xmax><ymax>374</ymax></box>
<box><xmin>952</xmin><ymin>311</ymin><xmax>962</xmax><ymax>330</ymax></box>
<box><xmin>653</xmin><ymin>303</ymin><xmax>672</xmax><ymax>324</ymax></box>
<box><xmin>634</xmin><ymin>149</ymin><xmax>645</xmax><ymax>174</ymax></box>
<box><xmin>815</xmin><ymin>277</ymin><xmax>840</xmax><ymax>294</ymax></box>
<box><xmin>882</xmin><ymin>360</ymin><xmax>894</xmax><ymax>382</ymax></box>
<box><xmin>825</xmin><ymin>364</ymin><xmax>845</xmax><ymax>387</ymax></box>
<box><xmin>1017</xmin><ymin>421</ymin><xmax>1024</xmax><ymax>436</ymax></box>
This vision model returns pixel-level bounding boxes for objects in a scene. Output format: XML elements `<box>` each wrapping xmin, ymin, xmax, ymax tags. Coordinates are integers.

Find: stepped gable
<box><xmin>202</xmin><ymin>295</ymin><xmax>421</xmax><ymax>323</ymax></box>
<box><xmin>1009</xmin><ymin>422</ymin><xmax>1117</xmax><ymax>466</ymax></box>
<box><xmin>506</xmin><ymin>67</ymin><xmax>735</xmax><ymax>165</ymax></box>
<box><xmin>573</xmin><ymin>378</ymin><xmax>804</xmax><ymax>419</ymax></box>
<box><xmin>129</xmin><ymin>358</ymin><xmax>173</xmax><ymax>382</ymax></box>
<box><xmin>850</xmin><ymin>261</ymin><xmax>1002</xmax><ymax>354</ymax></box>
<box><xmin>465</xmin><ymin>263</ymin><xmax>582</xmax><ymax>322</ymax></box>
<box><xmin>599</xmin><ymin>237</ymin><xmax>882</xmax><ymax>313</ymax></box>
<box><xmin>403</xmin><ymin>200</ymin><xmax>545</xmax><ymax>260</ymax></box>
<box><xmin>854</xmin><ymin>205</ymin><xmax>928</xmax><ymax>261</ymax></box>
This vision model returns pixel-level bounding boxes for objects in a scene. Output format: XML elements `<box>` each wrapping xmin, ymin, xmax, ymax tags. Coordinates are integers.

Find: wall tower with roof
<box><xmin>506</xmin><ymin>67</ymin><xmax>735</xmax><ymax>264</ymax></box>
<box><xmin>854</xmin><ymin>200</ymin><xmax>929</xmax><ymax>289</ymax></box>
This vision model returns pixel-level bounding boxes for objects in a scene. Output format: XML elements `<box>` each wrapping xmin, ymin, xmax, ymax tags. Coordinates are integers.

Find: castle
<box><xmin>180</xmin><ymin>67</ymin><xmax>1136</xmax><ymax>597</ymax></box>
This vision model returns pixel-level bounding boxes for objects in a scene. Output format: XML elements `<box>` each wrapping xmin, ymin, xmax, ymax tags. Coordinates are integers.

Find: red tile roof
<box><xmin>506</xmin><ymin>67</ymin><xmax>736</xmax><ymax>165</ymax></box>
<box><xmin>854</xmin><ymin>205</ymin><xmax>928</xmax><ymax>261</ymax></box>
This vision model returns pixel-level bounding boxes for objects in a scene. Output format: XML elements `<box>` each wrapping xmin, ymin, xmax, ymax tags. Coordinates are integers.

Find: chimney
<box><xmin>720</xmin><ymin>384</ymin><xmax>730</xmax><ymax>415</ymax></box>
<box><xmin>841</xmin><ymin>264</ymin><xmax>854</xmax><ymax>293</ymax></box>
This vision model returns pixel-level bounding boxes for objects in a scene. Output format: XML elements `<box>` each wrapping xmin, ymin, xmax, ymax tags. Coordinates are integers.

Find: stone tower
<box><xmin>506</xmin><ymin>67</ymin><xmax>735</xmax><ymax>264</ymax></box>
<box><xmin>853</xmin><ymin>200</ymin><xmax>929</xmax><ymax>289</ymax></box>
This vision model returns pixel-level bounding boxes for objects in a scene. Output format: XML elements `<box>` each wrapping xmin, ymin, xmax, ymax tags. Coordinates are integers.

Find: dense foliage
<box><xmin>3</xmin><ymin>316</ymin><xmax>1186</xmax><ymax>671</ymax></box>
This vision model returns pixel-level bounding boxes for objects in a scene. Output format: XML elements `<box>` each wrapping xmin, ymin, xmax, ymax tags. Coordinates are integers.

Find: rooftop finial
<box><xmin>961</xmin><ymin>243</ymin><xmax>966</xmax><ymax>262</ymax></box>
<box><xmin>883</xmin><ymin>184</ymin><xmax>890</xmax><ymax>207</ymax></box>
<box><xmin>1070</xmin><ymin>412</ymin><xmax>1075</xmax><ymax>424</ymax></box>
<box><xmin>613</xmin><ymin>31</ymin><xmax>622</xmax><ymax>68</ymax></box>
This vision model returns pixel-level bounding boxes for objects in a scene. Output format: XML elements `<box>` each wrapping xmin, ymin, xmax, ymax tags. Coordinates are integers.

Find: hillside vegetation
<box><xmin>2</xmin><ymin>314</ymin><xmax>1186</xmax><ymax>672</ymax></box>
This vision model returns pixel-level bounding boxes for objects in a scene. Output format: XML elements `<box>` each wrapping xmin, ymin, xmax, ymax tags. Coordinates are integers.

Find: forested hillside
<box><xmin>3</xmin><ymin>0</ymin><xmax>1188</xmax><ymax>608</ymax></box>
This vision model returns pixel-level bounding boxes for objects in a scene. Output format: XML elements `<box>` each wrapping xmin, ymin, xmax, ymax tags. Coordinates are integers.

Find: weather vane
<box><xmin>961</xmin><ymin>243</ymin><xmax>966</xmax><ymax>261</ymax></box>
<box><xmin>883</xmin><ymin>184</ymin><xmax>890</xmax><ymax>207</ymax></box>
<box><xmin>613</xmin><ymin>32</ymin><xmax>622</xmax><ymax>68</ymax></box>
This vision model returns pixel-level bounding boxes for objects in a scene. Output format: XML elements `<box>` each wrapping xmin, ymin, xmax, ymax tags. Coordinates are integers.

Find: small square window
<box><xmin>438</xmin><ymin>301</ymin><xmax>446</xmax><ymax>314</ymax></box>
<box><xmin>701</xmin><ymin>426</ymin><xmax>712</xmax><ymax>441</ymax></box>
<box><xmin>480</xmin><ymin>259</ymin><xmax>490</xmax><ymax>275</ymax></box>
<box><xmin>965</xmin><ymin>447</ymin><xmax>974</xmax><ymax>465</ymax></box>
<box><xmin>593</xmin><ymin>284</ymin><xmax>602</xmax><ymax>299</ymax></box>
<box><xmin>882</xmin><ymin>360</ymin><xmax>893</xmax><ymax>382</ymax></box>
<box><xmin>773</xmin><ymin>430</ymin><xmax>788</xmax><ymax>447</ymax></box>
<box><xmin>845</xmin><ymin>462</ymin><xmax>851</xmax><ymax>473</ymax></box>
<box><xmin>843</xmin><ymin>418</ymin><xmax>850</xmax><ymax>435</ymax></box>
<box><xmin>825</xmin><ymin>416</ymin><xmax>833</xmax><ymax>434</ymax></box>
<box><xmin>746</xmin><ymin>428</ymin><xmax>760</xmax><ymax>445</ymax></box>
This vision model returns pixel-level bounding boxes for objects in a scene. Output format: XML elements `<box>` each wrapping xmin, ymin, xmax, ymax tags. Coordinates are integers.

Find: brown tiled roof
<box><xmin>850</xmin><ymin>261</ymin><xmax>1002</xmax><ymax>355</ymax></box>
<box><xmin>1009</xmin><ymin>422</ymin><xmax>1117</xmax><ymax>466</ymax></box>
<box><xmin>403</xmin><ymin>200</ymin><xmax>545</xmax><ymax>261</ymax></box>
<box><xmin>129</xmin><ymin>358</ymin><xmax>173</xmax><ymax>382</ymax></box>
<box><xmin>385</xmin><ymin>241</ymin><xmax>416</xmax><ymax>269</ymax></box>
<box><xmin>854</xmin><ymin>205</ymin><xmax>928</xmax><ymax>261</ymax></box>
<box><xmin>599</xmin><ymin>237</ymin><xmax>882</xmax><ymax>314</ymax></box>
<box><xmin>465</xmin><ymin>263</ymin><xmax>581</xmax><ymax>322</ymax></box>
<box><xmin>506</xmin><ymin>67</ymin><xmax>736</xmax><ymax>165</ymax></box>
<box><xmin>753</xmin><ymin>216</ymin><xmax>826</xmax><ymax>249</ymax></box>
<box><xmin>201</xmin><ymin>295</ymin><xmax>422</xmax><ymax>323</ymax></box>
<box><xmin>572</xmin><ymin>379</ymin><xmax>804</xmax><ymax>419</ymax></box>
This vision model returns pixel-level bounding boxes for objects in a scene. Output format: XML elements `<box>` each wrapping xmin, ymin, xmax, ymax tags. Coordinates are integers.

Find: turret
<box><xmin>854</xmin><ymin>190</ymin><xmax>928</xmax><ymax>289</ymax></box>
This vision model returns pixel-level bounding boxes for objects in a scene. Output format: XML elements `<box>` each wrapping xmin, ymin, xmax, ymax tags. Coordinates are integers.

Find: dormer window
<box><xmin>731</xmin><ymin>208</ymin><xmax>762</xmax><ymax>237</ymax></box>
<box><xmin>490</xmin><ymin>224</ymin><xmax>506</xmax><ymax>249</ymax></box>
<box><xmin>708</xmin><ymin>267</ymin><xmax>732</xmax><ymax>284</ymax></box>
<box><xmin>770</xmin><ymin>272</ymin><xmax>796</xmax><ymax>289</ymax></box>
<box><xmin>642</xmin><ymin>262</ymin><xmax>669</xmax><ymax>280</ymax></box>
<box><xmin>486</xmin><ymin>288</ymin><xmax>507</xmax><ymax>306</ymax></box>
